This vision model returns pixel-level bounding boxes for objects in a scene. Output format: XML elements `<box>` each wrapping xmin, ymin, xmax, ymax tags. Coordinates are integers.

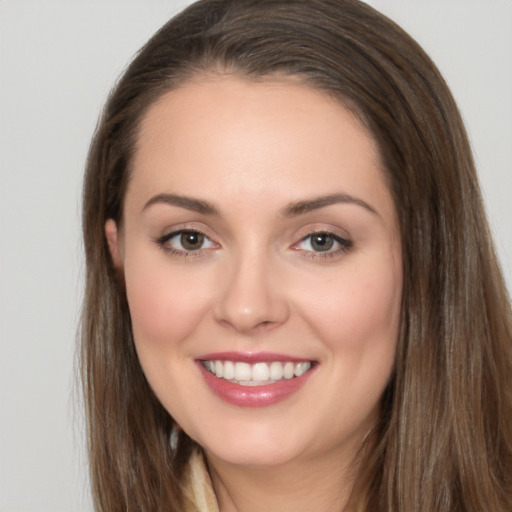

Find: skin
<box><xmin>106</xmin><ymin>76</ymin><xmax>403</xmax><ymax>512</ymax></box>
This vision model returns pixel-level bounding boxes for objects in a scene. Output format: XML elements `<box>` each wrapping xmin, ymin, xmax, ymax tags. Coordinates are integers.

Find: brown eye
<box><xmin>180</xmin><ymin>231</ymin><xmax>205</xmax><ymax>250</ymax></box>
<box><xmin>310</xmin><ymin>233</ymin><xmax>335</xmax><ymax>252</ymax></box>
<box><xmin>293</xmin><ymin>231</ymin><xmax>352</xmax><ymax>257</ymax></box>
<box><xmin>156</xmin><ymin>229</ymin><xmax>216</xmax><ymax>255</ymax></box>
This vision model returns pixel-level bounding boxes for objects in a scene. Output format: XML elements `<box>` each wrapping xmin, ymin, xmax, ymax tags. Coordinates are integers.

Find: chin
<box><xmin>190</xmin><ymin>420</ymin><xmax>311</xmax><ymax>468</ymax></box>
<box><xmin>205</xmin><ymin>443</ymin><xmax>302</xmax><ymax>469</ymax></box>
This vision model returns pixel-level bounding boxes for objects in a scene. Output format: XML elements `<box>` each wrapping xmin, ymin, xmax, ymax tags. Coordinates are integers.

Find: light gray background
<box><xmin>0</xmin><ymin>1</ymin><xmax>510</xmax><ymax>511</ymax></box>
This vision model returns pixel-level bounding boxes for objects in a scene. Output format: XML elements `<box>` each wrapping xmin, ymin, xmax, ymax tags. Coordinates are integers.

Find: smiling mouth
<box><xmin>200</xmin><ymin>360</ymin><xmax>314</xmax><ymax>386</ymax></box>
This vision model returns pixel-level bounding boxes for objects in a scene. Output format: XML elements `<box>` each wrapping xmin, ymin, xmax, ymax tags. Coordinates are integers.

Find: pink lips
<box><xmin>196</xmin><ymin>352</ymin><xmax>316</xmax><ymax>408</ymax></box>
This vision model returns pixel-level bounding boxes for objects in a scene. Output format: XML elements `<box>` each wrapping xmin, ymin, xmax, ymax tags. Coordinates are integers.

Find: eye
<box><xmin>294</xmin><ymin>231</ymin><xmax>352</xmax><ymax>256</ymax></box>
<box><xmin>156</xmin><ymin>229</ymin><xmax>216</xmax><ymax>254</ymax></box>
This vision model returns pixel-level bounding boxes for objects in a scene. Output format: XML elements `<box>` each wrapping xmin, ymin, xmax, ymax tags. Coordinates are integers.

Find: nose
<box><xmin>213</xmin><ymin>251</ymin><xmax>290</xmax><ymax>334</ymax></box>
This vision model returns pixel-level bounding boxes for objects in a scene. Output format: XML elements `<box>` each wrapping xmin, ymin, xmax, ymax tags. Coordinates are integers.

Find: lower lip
<box><xmin>197</xmin><ymin>362</ymin><xmax>316</xmax><ymax>407</ymax></box>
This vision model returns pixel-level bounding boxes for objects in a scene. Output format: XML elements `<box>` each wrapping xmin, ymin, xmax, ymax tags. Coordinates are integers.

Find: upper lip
<box><xmin>196</xmin><ymin>351</ymin><xmax>316</xmax><ymax>364</ymax></box>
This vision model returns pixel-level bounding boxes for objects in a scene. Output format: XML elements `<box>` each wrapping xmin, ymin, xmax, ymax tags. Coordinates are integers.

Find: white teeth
<box><xmin>269</xmin><ymin>361</ymin><xmax>284</xmax><ymax>380</ymax></box>
<box><xmin>223</xmin><ymin>360</ymin><xmax>235</xmax><ymax>380</ymax></box>
<box><xmin>234</xmin><ymin>362</ymin><xmax>252</xmax><ymax>381</ymax></box>
<box><xmin>203</xmin><ymin>359</ymin><xmax>313</xmax><ymax>384</ymax></box>
<box><xmin>283</xmin><ymin>362</ymin><xmax>295</xmax><ymax>379</ymax></box>
<box><xmin>294</xmin><ymin>362</ymin><xmax>311</xmax><ymax>377</ymax></box>
<box><xmin>214</xmin><ymin>360</ymin><xmax>224</xmax><ymax>378</ymax></box>
<box><xmin>252</xmin><ymin>362</ymin><xmax>270</xmax><ymax>381</ymax></box>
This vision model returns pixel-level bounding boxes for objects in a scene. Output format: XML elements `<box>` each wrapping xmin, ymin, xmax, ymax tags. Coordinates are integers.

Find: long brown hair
<box><xmin>81</xmin><ymin>1</ymin><xmax>512</xmax><ymax>510</ymax></box>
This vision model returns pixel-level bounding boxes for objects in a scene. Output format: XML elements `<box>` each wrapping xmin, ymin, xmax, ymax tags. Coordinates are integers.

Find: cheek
<box><xmin>124</xmin><ymin>255</ymin><xmax>212</xmax><ymax>350</ymax></box>
<box><xmin>297</xmin><ymin>256</ymin><xmax>402</xmax><ymax>353</ymax></box>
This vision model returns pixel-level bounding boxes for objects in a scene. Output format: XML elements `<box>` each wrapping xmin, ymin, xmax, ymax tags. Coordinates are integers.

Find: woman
<box><xmin>81</xmin><ymin>0</ymin><xmax>512</xmax><ymax>510</ymax></box>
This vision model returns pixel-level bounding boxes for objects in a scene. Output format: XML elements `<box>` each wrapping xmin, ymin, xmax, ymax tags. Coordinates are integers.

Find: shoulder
<box><xmin>182</xmin><ymin>449</ymin><xmax>220</xmax><ymax>512</ymax></box>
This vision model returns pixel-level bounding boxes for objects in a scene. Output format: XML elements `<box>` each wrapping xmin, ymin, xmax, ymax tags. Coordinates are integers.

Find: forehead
<box><xmin>135</xmin><ymin>76</ymin><xmax>377</xmax><ymax>158</ymax></box>
<box><xmin>128</xmin><ymin>76</ymin><xmax>392</xmax><ymax>219</ymax></box>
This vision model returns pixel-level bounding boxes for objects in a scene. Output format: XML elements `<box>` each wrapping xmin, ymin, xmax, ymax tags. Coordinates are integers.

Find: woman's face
<box><xmin>106</xmin><ymin>77</ymin><xmax>402</xmax><ymax>468</ymax></box>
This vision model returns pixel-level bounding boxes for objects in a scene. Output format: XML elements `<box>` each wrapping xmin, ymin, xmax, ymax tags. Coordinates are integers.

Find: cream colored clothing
<box><xmin>183</xmin><ymin>450</ymin><xmax>220</xmax><ymax>512</ymax></box>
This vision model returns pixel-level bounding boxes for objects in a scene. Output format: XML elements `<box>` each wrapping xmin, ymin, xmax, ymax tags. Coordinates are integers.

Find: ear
<box><xmin>105</xmin><ymin>219</ymin><xmax>123</xmax><ymax>269</ymax></box>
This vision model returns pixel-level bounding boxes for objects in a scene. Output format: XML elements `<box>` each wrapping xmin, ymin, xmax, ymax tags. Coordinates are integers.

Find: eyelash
<box><xmin>154</xmin><ymin>229</ymin><xmax>216</xmax><ymax>257</ymax></box>
<box><xmin>293</xmin><ymin>231</ymin><xmax>353</xmax><ymax>259</ymax></box>
<box><xmin>154</xmin><ymin>229</ymin><xmax>353</xmax><ymax>259</ymax></box>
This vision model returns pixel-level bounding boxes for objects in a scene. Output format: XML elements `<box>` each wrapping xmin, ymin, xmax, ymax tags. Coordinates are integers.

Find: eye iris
<box><xmin>180</xmin><ymin>231</ymin><xmax>204</xmax><ymax>250</ymax></box>
<box><xmin>311</xmin><ymin>233</ymin><xmax>334</xmax><ymax>252</ymax></box>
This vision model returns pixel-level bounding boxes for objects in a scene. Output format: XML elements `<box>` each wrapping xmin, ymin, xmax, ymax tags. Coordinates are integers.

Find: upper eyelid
<box><xmin>299</xmin><ymin>229</ymin><xmax>350</xmax><ymax>240</ymax></box>
<box><xmin>159</xmin><ymin>228</ymin><xmax>216</xmax><ymax>245</ymax></box>
<box><xmin>292</xmin><ymin>223</ymin><xmax>352</xmax><ymax>241</ymax></box>
<box><xmin>161</xmin><ymin>227</ymin><xmax>206</xmax><ymax>239</ymax></box>
<box><xmin>156</xmin><ymin>222</ymin><xmax>216</xmax><ymax>239</ymax></box>
<box><xmin>295</xmin><ymin>232</ymin><xmax>352</xmax><ymax>247</ymax></box>
<box><xmin>153</xmin><ymin>223</ymin><xmax>352</xmax><ymax>248</ymax></box>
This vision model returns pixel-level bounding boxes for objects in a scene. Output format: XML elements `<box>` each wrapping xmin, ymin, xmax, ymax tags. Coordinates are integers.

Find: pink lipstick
<box><xmin>196</xmin><ymin>352</ymin><xmax>316</xmax><ymax>407</ymax></box>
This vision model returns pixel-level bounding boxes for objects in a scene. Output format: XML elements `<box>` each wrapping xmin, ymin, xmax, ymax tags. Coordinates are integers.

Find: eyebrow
<box><xmin>282</xmin><ymin>193</ymin><xmax>379</xmax><ymax>217</ymax></box>
<box><xmin>142</xmin><ymin>192</ymin><xmax>378</xmax><ymax>217</ymax></box>
<box><xmin>142</xmin><ymin>193</ymin><xmax>219</xmax><ymax>215</ymax></box>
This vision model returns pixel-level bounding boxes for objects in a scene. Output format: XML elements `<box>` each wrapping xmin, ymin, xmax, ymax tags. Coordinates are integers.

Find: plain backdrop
<box><xmin>0</xmin><ymin>1</ymin><xmax>510</xmax><ymax>510</ymax></box>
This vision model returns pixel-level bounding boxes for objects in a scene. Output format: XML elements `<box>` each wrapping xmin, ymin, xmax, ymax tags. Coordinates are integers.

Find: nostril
<box><xmin>212</xmin><ymin>262</ymin><xmax>290</xmax><ymax>332</ymax></box>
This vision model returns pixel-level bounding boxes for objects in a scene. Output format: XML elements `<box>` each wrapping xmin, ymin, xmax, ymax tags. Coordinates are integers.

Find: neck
<box><xmin>205</xmin><ymin>446</ymin><xmax>363</xmax><ymax>512</ymax></box>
